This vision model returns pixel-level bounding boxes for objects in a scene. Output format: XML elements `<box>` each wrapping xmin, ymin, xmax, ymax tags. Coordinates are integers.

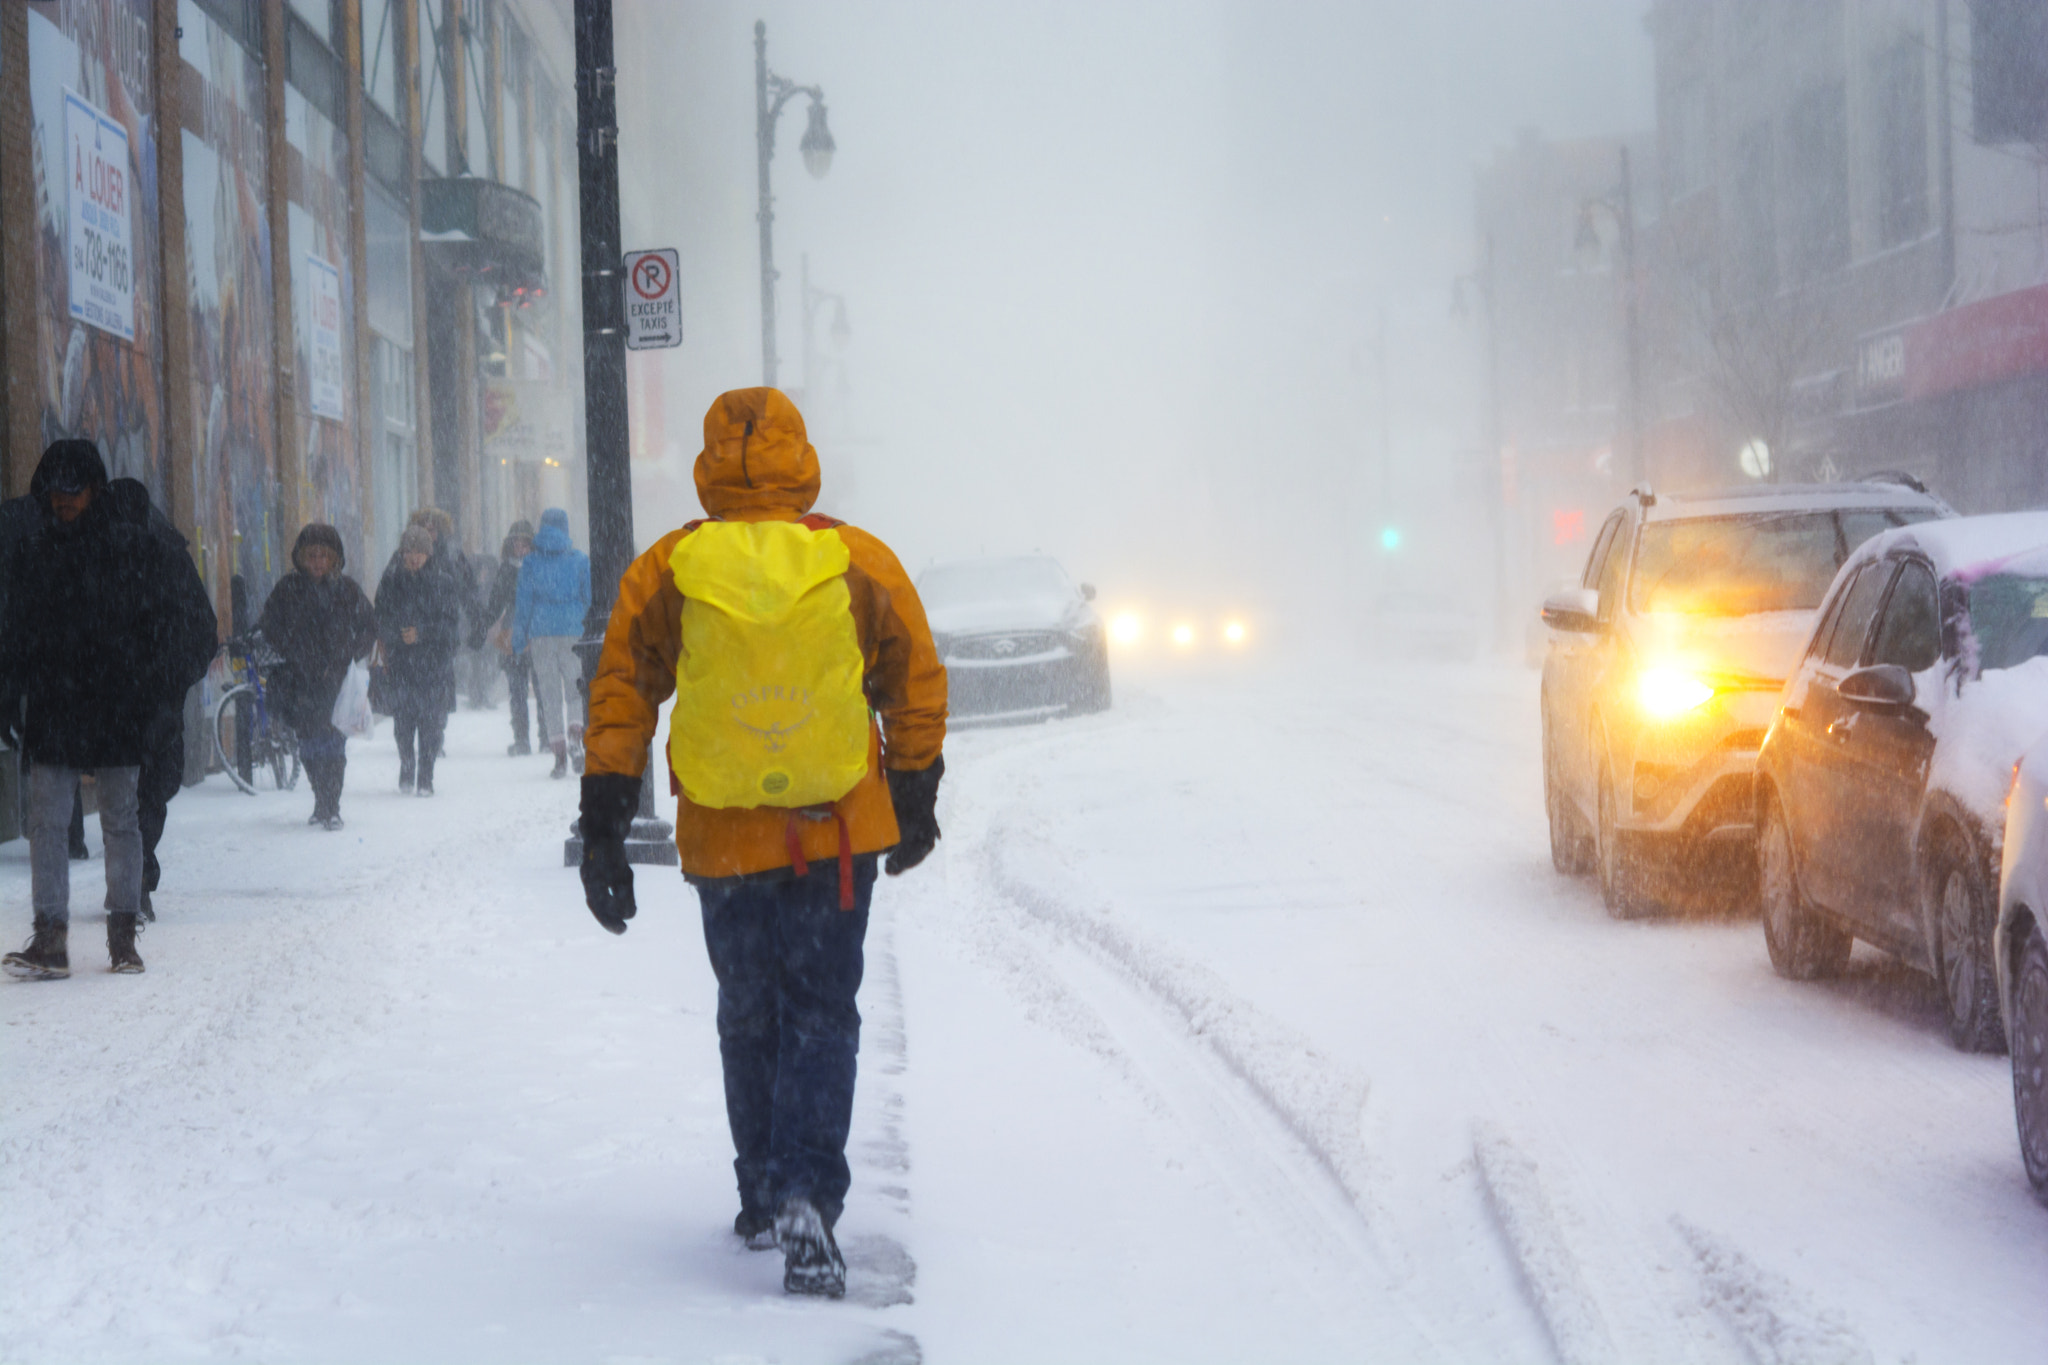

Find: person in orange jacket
<box><xmin>578</xmin><ymin>388</ymin><xmax>946</xmax><ymax>1298</ymax></box>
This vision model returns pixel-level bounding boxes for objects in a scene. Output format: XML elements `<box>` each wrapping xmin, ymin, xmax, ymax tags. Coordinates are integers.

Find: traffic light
<box><xmin>1379</xmin><ymin>525</ymin><xmax>1402</xmax><ymax>553</ymax></box>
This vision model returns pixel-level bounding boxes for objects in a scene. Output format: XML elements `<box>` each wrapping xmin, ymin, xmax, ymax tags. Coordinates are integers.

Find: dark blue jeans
<box><xmin>697</xmin><ymin>855</ymin><xmax>876</xmax><ymax>1229</ymax></box>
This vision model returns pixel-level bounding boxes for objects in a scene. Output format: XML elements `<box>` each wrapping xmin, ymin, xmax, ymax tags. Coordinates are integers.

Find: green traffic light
<box><xmin>1379</xmin><ymin>525</ymin><xmax>1401</xmax><ymax>552</ymax></box>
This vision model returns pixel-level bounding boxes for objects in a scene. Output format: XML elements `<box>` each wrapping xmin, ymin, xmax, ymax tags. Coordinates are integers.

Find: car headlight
<box><xmin>1109</xmin><ymin>612</ymin><xmax>1144</xmax><ymax>646</ymax></box>
<box><xmin>1636</xmin><ymin>667</ymin><xmax>1716</xmax><ymax>718</ymax></box>
<box><xmin>1221</xmin><ymin>620</ymin><xmax>1247</xmax><ymax>646</ymax></box>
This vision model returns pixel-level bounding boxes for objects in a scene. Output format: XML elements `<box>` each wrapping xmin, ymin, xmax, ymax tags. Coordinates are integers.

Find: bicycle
<box><xmin>213</xmin><ymin>634</ymin><xmax>302</xmax><ymax>795</ymax></box>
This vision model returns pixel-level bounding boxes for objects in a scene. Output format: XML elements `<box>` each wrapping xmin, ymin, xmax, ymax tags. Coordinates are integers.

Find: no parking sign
<box><xmin>623</xmin><ymin>248</ymin><xmax>681</xmax><ymax>350</ymax></box>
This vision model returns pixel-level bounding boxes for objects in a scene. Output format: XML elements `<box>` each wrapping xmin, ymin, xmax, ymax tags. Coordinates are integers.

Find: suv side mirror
<box><xmin>1541</xmin><ymin>586</ymin><xmax>1600</xmax><ymax>634</ymax></box>
<box><xmin>1080</xmin><ymin>583</ymin><xmax>1097</xmax><ymax>601</ymax></box>
<box><xmin>1838</xmin><ymin>663</ymin><xmax>1915</xmax><ymax>711</ymax></box>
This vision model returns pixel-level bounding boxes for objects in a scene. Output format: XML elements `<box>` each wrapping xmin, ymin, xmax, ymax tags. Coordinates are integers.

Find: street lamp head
<box><xmin>829</xmin><ymin>299</ymin><xmax>850</xmax><ymax>350</ymax></box>
<box><xmin>800</xmin><ymin>100</ymin><xmax>836</xmax><ymax>178</ymax></box>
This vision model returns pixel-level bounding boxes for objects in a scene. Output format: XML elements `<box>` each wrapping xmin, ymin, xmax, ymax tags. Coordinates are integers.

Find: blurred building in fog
<box><xmin>1638</xmin><ymin>0</ymin><xmax>2047</xmax><ymax>510</ymax></box>
<box><xmin>1474</xmin><ymin>128</ymin><xmax>1656</xmax><ymax>600</ymax></box>
<box><xmin>0</xmin><ymin>0</ymin><xmax>584</xmax><ymax>624</ymax></box>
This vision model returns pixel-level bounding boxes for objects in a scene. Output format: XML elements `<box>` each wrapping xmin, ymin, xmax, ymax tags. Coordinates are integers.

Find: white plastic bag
<box><xmin>331</xmin><ymin>661</ymin><xmax>374</xmax><ymax>738</ymax></box>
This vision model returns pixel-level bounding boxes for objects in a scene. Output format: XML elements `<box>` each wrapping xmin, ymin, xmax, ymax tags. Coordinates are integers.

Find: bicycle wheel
<box><xmin>214</xmin><ymin>683</ymin><xmax>260</xmax><ymax>795</ymax></box>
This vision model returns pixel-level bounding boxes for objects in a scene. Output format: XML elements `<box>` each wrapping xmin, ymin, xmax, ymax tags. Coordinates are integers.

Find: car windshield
<box><xmin>1629</xmin><ymin>509</ymin><xmax>1936</xmax><ymax>616</ymax></box>
<box><xmin>918</xmin><ymin>558</ymin><xmax>1071</xmax><ymax>609</ymax></box>
<box><xmin>1966</xmin><ymin>574</ymin><xmax>2048</xmax><ymax>672</ymax></box>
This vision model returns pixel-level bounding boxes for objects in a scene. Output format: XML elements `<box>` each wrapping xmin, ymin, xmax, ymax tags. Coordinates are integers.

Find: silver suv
<box><xmin>1540</xmin><ymin>482</ymin><xmax>1950</xmax><ymax>917</ymax></box>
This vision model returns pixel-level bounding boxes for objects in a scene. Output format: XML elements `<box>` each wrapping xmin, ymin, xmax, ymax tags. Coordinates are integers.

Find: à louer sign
<box><xmin>65</xmin><ymin>89</ymin><xmax>133</xmax><ymax>343</ymax></box>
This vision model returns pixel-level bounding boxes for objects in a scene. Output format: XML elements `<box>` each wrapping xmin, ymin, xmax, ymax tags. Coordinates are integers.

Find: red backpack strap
<box><xmin>799</xmin><ymin>513</ymin><xmax>844</xmax><ymax>532</ymax></box>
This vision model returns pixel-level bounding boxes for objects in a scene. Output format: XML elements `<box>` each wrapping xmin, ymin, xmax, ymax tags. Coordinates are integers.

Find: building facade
<box><xmin>1638</xmin><ymin>0</ymin><xmax>2047</xmax><ymax>509</ymax></box>
<box><xmin>0</xmin><ymin>0</ymin><xmax>585</xmax><ymax>629</ymax></box>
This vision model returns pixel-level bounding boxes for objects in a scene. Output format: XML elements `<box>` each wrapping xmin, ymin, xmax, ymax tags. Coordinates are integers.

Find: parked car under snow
<box><xmin>918</xmin><ymin>556</ymin><xmax>1111</xmax><ymax>724</ymax></box>
<box><xmin>1756</xmin><ymin>513</ymin><xmax>2048</xmax><ymax>1053</ymax></box>
<box><xmin>1997</xmin><ymin>724</ymin><xmax>2048</xmax><ymax>1205</ymax></box>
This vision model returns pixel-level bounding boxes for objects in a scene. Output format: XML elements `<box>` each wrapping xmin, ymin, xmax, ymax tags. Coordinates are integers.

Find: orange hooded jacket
<box><xmin>584</xmin><ymin>388</ymin><xmax>947</xmax><ymax>879</ymax></box>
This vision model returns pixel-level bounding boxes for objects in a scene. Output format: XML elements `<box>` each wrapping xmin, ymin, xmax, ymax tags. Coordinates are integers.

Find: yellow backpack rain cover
<box><xmin>666</xmin><ymin>519</ymin><xmax>871</xmax><ymax>810</ymax></box>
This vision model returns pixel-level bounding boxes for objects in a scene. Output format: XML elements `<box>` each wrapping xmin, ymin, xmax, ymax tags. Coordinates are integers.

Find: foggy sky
<box><xmin>615</xmin><ymin>1</ymin><xmax>1652</xmax><ymax>624</ymax></box>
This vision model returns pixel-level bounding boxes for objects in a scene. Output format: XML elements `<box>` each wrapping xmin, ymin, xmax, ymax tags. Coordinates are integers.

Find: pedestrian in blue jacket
<box><xmin>512</xmin><ymin>508</ymin><xmax>590</xmax><ymax>778</ymax></box>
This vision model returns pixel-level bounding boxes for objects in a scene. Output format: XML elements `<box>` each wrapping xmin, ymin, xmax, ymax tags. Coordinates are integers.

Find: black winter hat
<box><xmin>31</xmin><ymin>439</ymin><xmax>108</xmax><ymax>499</ymax></box>
<box><xmin>292</xmin><ymin>523</ymin><xmax>347</xmax><ymax>573</ymax></box>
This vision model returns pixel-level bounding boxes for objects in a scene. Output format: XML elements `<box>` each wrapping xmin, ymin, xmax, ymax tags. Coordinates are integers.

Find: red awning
<box><xmin>1905</xmin><ymin>281</ymin><xmax>2048</xmax><ymax>402</ymax></box>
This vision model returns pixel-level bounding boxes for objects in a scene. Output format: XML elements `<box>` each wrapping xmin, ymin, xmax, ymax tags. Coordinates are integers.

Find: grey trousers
<box><xmin>528</xmin><ymin>635</ymin><xmax>582</xmax><ymax>744</ymax></box>
<box><xmin>29</xmin><ymin>763</ymin><xmax>142</xmax><ymax>926</ymax></box>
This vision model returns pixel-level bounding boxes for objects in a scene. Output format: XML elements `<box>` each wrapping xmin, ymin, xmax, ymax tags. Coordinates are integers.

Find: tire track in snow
<box><xmin>977</xmin><ymin>808</ymin><xmax>1465</xmax><ymax>1360</ymax></box>
<box><xmin>1673</xmin><ymin>1218</ymin><xmax>1873</xmax><ymax>1365</ymax></box>
<box><xmin>987</xmin><ymin>812</ymin><xmax>1387</xmax><ymax>1236</ymax></box>
<box><xmin>1470</xmin><ymin>1122</ymin><xmax>1619</xmax><ymax>1365</ymax></box>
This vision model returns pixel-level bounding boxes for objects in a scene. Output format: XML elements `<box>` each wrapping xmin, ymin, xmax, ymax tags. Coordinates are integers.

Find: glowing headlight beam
<box><xmin>1170</xmin><ymin>623</ymin><xmax>1196</xmax><ymax>648</ymax></box>
<box><xmin>1636</xmin><ymin>668</ymin><xmax>1715</xmax><ymax>718</ymax></box>
<box><xmin>1109</xmin><ymin>612</ymin><xmax>1144</xmax><ymax>646</ymax></box>
<box><xmin>1222</xmin><ymin>621</ymin><xmax>1247</xmax><ymax>645</ymax></box>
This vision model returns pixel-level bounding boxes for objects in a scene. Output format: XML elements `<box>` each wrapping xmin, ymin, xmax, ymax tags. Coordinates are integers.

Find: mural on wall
<box><xmin>26</xmin><ymin>0</ymin><xmax>164</xmax><ymax>497</ymax></box>
<box><xmin>287</xmin><ymin>87</ymin><xmax>364</xmax><ymax>568</ymax></box>
<box><xmin>178</xmin><ymin>2</ymin><xmax>278</xmax><ymax>608</ymax></box>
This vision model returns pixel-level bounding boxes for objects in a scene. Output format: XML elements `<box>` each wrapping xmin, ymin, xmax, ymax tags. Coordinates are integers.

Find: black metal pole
<box><xmin>566</xmin><ymin>0</ymin><xmax>671</xmax><ymax>862</ymax></box>
<box><xmin>755</xmin><ymin>20</ymin><xmax>779</xmax><ymax>388</ymax></box>
<box><xmin>576</xmin><ymin>0</ymin><xmax>631</xmax><ymax>624</ymax></box>
<box><xmin>1619</xmin><ymin>145</ymin><xmax>1646</xmax><ymax>490</ymax></box>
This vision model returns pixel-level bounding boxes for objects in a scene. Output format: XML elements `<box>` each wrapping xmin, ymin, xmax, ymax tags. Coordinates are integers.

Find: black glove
<box><xmin>884</xmin><ymin>756</ymin><xmax>944</xmax><ymax>876</ymax></box>
<box><xmin>0</xmin><ymin>697</ymin><xmax>22</xmax><ymax>752</ymax></box>
<box><xmin>579</xmin><ymin>773</ymin><xmax>641</xmax><ymax>934</ymax></box>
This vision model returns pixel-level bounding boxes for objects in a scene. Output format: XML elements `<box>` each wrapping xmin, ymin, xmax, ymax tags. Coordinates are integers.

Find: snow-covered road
<box><xmin>4</xmin><ymin>653</ymin><xmax>2044</xmax><ymax>1363</ymax></box>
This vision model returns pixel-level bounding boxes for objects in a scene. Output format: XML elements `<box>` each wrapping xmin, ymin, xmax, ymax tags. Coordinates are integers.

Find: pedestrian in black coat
<box><xmin>258</xmin><ymin>524</ymin><xmax>378</xmax><ymax>829</ymax></box>
<box><xmin>0</xmin><ymin>490</ymin><xmax>88</xmax><ymax>859</ymax></box>
<box><xmin>0</xmin><ymin>441</ymin><xmax>214</xmax><ymax>979</ymax></box>
<box><xmin>375</xmin><ymin>526</ymin><xmax>460</xmax><ymax>794</ymax></box>
<box><xmin>103</xmin><ymin>478</ymin><xmax>219</xmax><ymax>913</ymax></box>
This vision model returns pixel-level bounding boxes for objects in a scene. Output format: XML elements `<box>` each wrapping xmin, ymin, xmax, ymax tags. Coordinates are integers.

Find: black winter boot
<box><xmin>108</xmin><ymin>914</ymin><xmax>144</xmax><ymax>974</ymax></box>
<box><xmin>734</xmin><ymin>1208</ymin><xmax>778</xmax><ymax>1252</ymax></box>
<box><xmin>776</xmin><ymin>1198</ymin><xmax>846</xmax><ymax>1297</ymax></box>
<box><xmin>3</xmin><ymin>922</ymin><xmax>69</xmax><ymax>980</ymax></box>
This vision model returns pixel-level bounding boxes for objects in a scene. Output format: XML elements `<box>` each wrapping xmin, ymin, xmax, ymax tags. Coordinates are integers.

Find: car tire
<box><xmin>1072</xmin><ymin>648</ymin><xmax>1112</xmax><ymax>714</ymax></box>
<box><xmin>1596</xmin><ymin>750</ymin><xmax>1658</xmax><ymax>919</ymax></box>
<box><xmin>1758</xmin><ymin>794</ymin><xmax>1849</xmax><ymax>980</ymax></box>
<box><xmin>1542</xmin><ymin>716</ymin><xmax>1593</xmax><ymax>876</ymax></box>
<box><xmin>1929</xmin><ymin>825</ymin><xmax>2005</xmax><ymax>1054</ymax></box>
<box><xmin>2014</xmin><ymin>925</ymin><xmax>2048</xmax><ymax>1206</ymax></box>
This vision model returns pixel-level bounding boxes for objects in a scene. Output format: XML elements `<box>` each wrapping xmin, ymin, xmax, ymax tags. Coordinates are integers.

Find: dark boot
<box><xmin>3</xmin><ymin>922</ymin><xmax>70</xmax><ymax>980</ymax></box>
<box><xmin>108</xmin><ymin>913</ymin><xmax>144</xmax><ymax>974</ymax></box>
<box><xmin>550</xmin><ymin>738</ymin><xmax>569</xmax><ymax>779</ymax></box>
<box><xmin>734</xmin><ymin>1208</ymin><xmax>778</xmax><ymax>1252</ymax></box>
<box><xmin>416</xmin><ymin>746</ymin><xmax>436</xmax><ymax>797</ymax></box>
<box><xmin>776</xmin><ymin>1198</ymin><xmax>846</xmax><ymax>1298</ymax></box>
<box><xmin>138</xmin><ymin>888</ymin><xmax>154</xmax><ymax>923</ymax></box>
<box><xmin>398</xmin><ymin>739</ymin><xmax>416</xmax><ymax>793</ymax></box>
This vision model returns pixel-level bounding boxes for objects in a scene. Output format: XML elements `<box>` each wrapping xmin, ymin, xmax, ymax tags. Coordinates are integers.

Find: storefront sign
<box><xmin>307</xmin><ymin>253</ymin><xmax>344</xmax><ymax>419</ymax></box>
<box><xmin>1855</xmin><ymin>328</ymin><xmax>1906</xmax><ymax>407</ymax></box>
<box><xmin>65</xmin><ymin>89</ymin><xmax>133</xmax><ymax>341</ymax></box>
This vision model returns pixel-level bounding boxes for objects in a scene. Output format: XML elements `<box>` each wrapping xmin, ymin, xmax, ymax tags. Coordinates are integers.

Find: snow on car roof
<box><xmin>1846</xmin><ymin>509</ymin><xmax>2048</xmax><ymax>581</ymax></box>
<box><xmin>1645</xmin><ymin>482</ymin><xmax>1948</xmax><ymax>523</ymax></box>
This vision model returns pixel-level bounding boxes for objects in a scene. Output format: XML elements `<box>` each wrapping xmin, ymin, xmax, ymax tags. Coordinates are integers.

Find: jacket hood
<box><xmin>103</xmin><ymin>477</ymin><xmax>153</xmax><ymax>527</ymax></box>
<box><xmin>533</xmin><ymin>507</ymin><xmax>573</xmax><ymax>554</ymax></box>
<box><xmin>31</xmin><ymin>440</ymin><xmax>108</xmax><ymax>502</ymax></box>
<box><xmin>693</xmin><ymin>388</ymin><xmax>819</xmax><ymax>518</ymax></box>
<box><xmin>293</xmin><ymin>523</ymin><xmax>347</xmax><ymax>573</ymax></box>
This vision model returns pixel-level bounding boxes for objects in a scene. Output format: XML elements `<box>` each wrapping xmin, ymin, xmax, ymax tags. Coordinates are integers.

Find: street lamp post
<box><xmin>799</xmin><ymin>252</ymin><xmax>850</xmax><ymax>411</ymax></box>
<box><xmin>755</xmin><ymin>20</ymin><xmax>834</xmax><ymax>388</ymax></box>
<box><xmin>1575</xmin><ymin>145</ymin><xmax>1645</xmax><ymax>491</ymax></box>
<box><xmin>1453</xmin><ymin>237</ymin><xmax>1507</xmax><ymax>651</ymax></box>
